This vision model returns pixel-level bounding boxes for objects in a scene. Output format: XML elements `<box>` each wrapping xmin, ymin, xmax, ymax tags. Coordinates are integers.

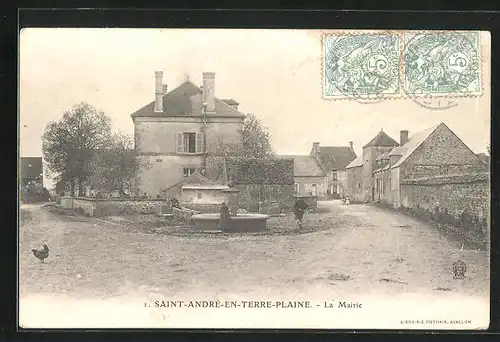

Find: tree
<box><xmin>205</xmin><ymin>114</ymin><xmax>275</xmax><ymax>183</ymax></box>
<box><xmin>241</xmin><ymin>113</ymin><xmax>274</xmax><ymax>159</ymax></box>
<box><xmin>487</xmin><ymin>144</ymin><xmax>490</xmax><ymax>156</ymax></box>
<box><xmin>42</xmin><ymin>102</ymin><xmax>111</xmax><ymax>196</ymax></box>
<box><xmin>87</xmin><ymin>132</ymin><xmax>147</xmax><ymax>197</ymax></box>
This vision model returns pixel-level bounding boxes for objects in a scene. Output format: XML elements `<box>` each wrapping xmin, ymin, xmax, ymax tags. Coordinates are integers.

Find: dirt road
<box><xmin>19</xmin><ymin>201</ymin><xmax>489</xmax><ymax>301</ymax></box>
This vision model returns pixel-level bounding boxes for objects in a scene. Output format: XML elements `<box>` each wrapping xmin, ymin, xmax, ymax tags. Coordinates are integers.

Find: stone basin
<box><xmin>191</xmin><ymin>213</ymin><xmax>270</xmax><ymax>232</ymax></box>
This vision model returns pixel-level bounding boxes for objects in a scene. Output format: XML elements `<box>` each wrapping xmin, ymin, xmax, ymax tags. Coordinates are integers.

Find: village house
<box><xmin>130</xmin><ymin>71</ymin><xmax>246</xmax><ymax>198</ymax></box>
<box><xmin>346</xmin><ymin>130</ymin><xmax>399</xmax><ymax>202</ymax></box>
<box><xmin>346</xmin><ymin>123</ymin><xmax>489</xmax><ymax>233</ymax></box>
<box><xmin>277</xmin><ymin>155</ymin><xmax>327</xmax><ymax>199</ymax></box>
<box><xmin>310</xmin><ymin>142</ymin><xmax>357</xmax><ymax>198</ymax></box>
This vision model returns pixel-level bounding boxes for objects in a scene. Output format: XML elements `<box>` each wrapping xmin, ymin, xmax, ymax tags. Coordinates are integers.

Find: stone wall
<box><xmin>400</xmin><ymin>173</ymin><xmax>490</xmax><ymax>237</ymax></box>
<box><xmin>59</xmin><ymin>197</ymin><xmax>165</xmax><ymax>217</ymax></box>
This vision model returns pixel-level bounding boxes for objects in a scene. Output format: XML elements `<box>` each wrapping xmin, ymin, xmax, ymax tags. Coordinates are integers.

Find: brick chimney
<box><xmin>400</xmin><ymin>130</ymin><xmax>409</xmax><ymax>145</ymax></box>
<box><xmin>349</xmin><ymin>141</ymin><xmax>353</xmax><ymax>150</ymax></box>
<box><xmin>154</xmin><ymin>71</ymin><xmax>163</xmax><ymax>113</ymax></box>
<box><xmin>202</xmin><ymin>72</ymin><xmax>216</xmax><ymax>113</ymax></box>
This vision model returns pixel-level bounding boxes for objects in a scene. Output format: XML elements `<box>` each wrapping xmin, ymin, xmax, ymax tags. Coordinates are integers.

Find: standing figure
<box><xmin>293</xmin><ymin>198</ymin><xmax>308</xmax><ymax>229</ymax></box>
<box><xmin>218</xmin><ymin>202</ymin><xmax>231</xmax><ymax>232</ymax></box>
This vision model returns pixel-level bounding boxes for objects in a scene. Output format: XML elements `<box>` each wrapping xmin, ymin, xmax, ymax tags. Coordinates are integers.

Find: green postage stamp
<box><xmin>322</xmin><ymin>32</ymin><xmax>400</xmax><ymax>100</ymax></box>
<box><xmin>322</xmin><ymin>31</ymin><xmax>482</xmax><ymax>99</ymax></box>
<box><xmin>403</xmin><ymin>31</ymin><xmax>481</xmax><ymax>97</ymax></box>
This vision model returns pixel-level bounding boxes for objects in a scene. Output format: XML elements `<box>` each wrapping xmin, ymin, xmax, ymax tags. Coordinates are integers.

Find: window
<box><xmin>332</xmin><ymin>172</ymin><xmax>338</xmax><ymax>181</ymax></box>
<box><xmin>183</xmin><ymin>168</ymin><xmax>196</xmax><ymax>177</ymax></box>
<box><xmin>311</xmin><ymin>184</ymin><xmax>317</xmax><ymax>196</ymax></box>
<box><xmin>357</xmin><ymin>182</ymin><xmax>361</xmax><ymax>189</ymax></box>
<box><xmin>294</xmin><ymin>183</ymin><xmax>300</xmax><ymax>194</ymax></box>
<box><xmin>176</xmin><ymin>132</ymin><xmax>203</xmax><ymax>154</ymax></box>
<box><xmin>197</xmin><ymin>191</ymin><xmax>203</xmax><ymax>199</ymax></box>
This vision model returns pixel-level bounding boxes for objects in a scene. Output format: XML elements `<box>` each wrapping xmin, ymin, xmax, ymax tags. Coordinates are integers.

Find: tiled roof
<box><xmin>20</xmin><ymin>157</ymin><xmax>43</xmax><ymax>179</ymax></box>
<box><xmin>221</xmin><ymin>99</ymin><xmax>239</xmax><ymax>106</ymax></box>
<box><xmin>163</xmin><ymin>170</ymin><xmax>224</xmax><ymax>197</ymax></box>
<box><xmin>317</xmin><ymin>146</ymin><xmax>357</xmax><ymax>171</ymax></box>
<box><xmin>131</xmin><ymin>81</ymin><xmax>245</xmax><ymax>118</ymax></box>
<box><xmin>346</xmin><ymin>155</ymin><xmax>363</xmax><ymax>169</ymax></box>
<box><xmin>225</xmin><ymin>157</ymin><xmax>295</xmax><ymax>185</ymax></box>
<box><xmin>363</xmin><ymin>130</ymin><xmax>399</xmax><ymax>148</ymax></box>
<box><xmin>390</xmin><ymin>124</ymin><xmax>441</xmax><ymax>168</ymax></box>
<box><xmin>278</xmin><ymin>155</ymin><xmax>325</xmax><ymax>177</ymax></box>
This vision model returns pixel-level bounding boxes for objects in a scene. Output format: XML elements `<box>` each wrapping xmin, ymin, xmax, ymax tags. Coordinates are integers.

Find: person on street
<box><xmin>218</xmin><ymin>202</ymin><xmax>231</xmax><ymax>232</ymax></box>
<box><xmin>293</xmin><ymin>198</ymin><xmax>308</xmax><ymax>229</ymax></box>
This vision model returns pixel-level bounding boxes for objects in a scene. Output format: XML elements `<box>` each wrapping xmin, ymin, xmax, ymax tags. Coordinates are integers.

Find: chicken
<box><xmin>32</xmin><ymin>244</ymin><xmax>49</xmax><ymax>263</ymax></box>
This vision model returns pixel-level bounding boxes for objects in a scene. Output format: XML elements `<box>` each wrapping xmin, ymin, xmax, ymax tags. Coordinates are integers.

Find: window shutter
<box><xmin>196</xmin><ymin>132</ymin><xmax>203</xmax><ymax>153</ymax></box>
<box><xmin>176</xmin><ymin>133</ymin><xmax>183</xmax><ymax>153</ymax></box>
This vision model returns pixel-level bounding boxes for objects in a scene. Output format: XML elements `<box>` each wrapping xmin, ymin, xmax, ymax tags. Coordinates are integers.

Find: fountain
<box><xmin>191</xmin><ymin>212</ymin><xmax>271</xmax><ymax>232</ymax></box>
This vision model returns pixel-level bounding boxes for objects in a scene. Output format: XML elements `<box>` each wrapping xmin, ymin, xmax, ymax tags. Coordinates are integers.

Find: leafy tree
<box><xmin>87</xmin><ymin>132</ymin><xmax>148</xmax><ymax>197</ymax></box>
<box><xmin>205</xmin><ymin>114</ymin><xmax>275</xmax><ymax>183</ymax></box>
<box><xmin>242</xmin><ymin>113</ymin><xmax>274</xmax><ymax>159</ymax></box>
<box><xmin>42</xmin><ymin>102</ymin><xmax>111</xmax><ymax>196</ymax></box>
<box><xmin>487</xmin><ymin>144</ymin><xmax>490</xmax><ymax>156</ymax></box>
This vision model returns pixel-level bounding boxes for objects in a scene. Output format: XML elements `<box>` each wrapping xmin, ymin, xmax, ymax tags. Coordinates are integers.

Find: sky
<box><xmin>19</xmin><ymin>29</ymin><xmax>491</xmax><ymax>189</ymax></box>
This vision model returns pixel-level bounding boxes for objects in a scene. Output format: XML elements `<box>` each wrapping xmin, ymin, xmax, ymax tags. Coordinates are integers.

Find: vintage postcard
<box><xmin>19</xmin><ymin>28</ymin><xmax>490</xmax><ymax>329</ymax></box>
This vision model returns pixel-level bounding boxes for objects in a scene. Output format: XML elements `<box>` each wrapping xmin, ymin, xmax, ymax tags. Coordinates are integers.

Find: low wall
<box><xmin>399</xmin><ymin>173</ymin><xmax>490</xmax><ymax>240</ymax></box>
<box><xmin>172</xmin><ymin>207</ymin><xmax>200</xmax><ymax>224</ymax></box>
<box><xmin>182</xmin><ymin>203</ymin><xmax>222</xmax><ymax>213</ymax></box>
<box><xmin>58</xmin><ymin>196</ymin><xmax>165</xmax><ymax>217</ymax></box>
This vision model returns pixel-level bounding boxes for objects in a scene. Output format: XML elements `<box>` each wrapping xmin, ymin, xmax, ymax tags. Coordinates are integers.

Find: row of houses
<box><xmin>37</xmin><ymin>70</ymin><xmax>489</xmax><ymax>230</ymax></box>
<box><xmin>345</xmin><ymin>124</ymin><xmax>490</xmax><ymax>233</ymax></box>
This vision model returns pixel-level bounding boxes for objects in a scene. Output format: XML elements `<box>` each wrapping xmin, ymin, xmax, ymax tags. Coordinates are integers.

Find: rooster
<box><xmin>32</xmin><ymin>244</ymin><xmax>49</xmax><ymax>263</ymax></box>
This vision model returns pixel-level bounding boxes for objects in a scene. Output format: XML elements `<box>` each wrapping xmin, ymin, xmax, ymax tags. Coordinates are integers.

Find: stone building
<box><xmin>346</xmin><ymin>123</ymin><xmax>489</xmax><ymax>234</ymax></box>
<box><xmin>130</xmin><ymin>71</ymin><xmax>245</xmax><ymax>198</ymax></box>
<box><xmin>346</xmin><ymin>130</ymin><xmax>399</xmax><ymax>202</ymax></box>
<box><xmin>309</xmin><ymin>142</ymin><xmax>357</xmax><ymax>198</ymax></box>
<box><xmin>278</xmin><ymin>155</ymin><xmax>327</xmax><ymax>198</ymax></box>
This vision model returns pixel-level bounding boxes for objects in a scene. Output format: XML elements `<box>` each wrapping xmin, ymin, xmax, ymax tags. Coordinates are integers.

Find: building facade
<box><xmin>278</xmin><ymin>155</ymin><xmax>327</xmax><ymax>198</ymax></box>
<box><xmin>310</xmin><ymin>142</ymin><xmax>357</xmax><ymax>198</ymax></box>
<box><xmin>131</xmin><ymin>71</ymin><xmax>245</xmax><ymax>198</ymax></box>
<box><xmin>346</xmin><ymin>130</ymin><xmax>399</xmax><ymax>202</ymax></box>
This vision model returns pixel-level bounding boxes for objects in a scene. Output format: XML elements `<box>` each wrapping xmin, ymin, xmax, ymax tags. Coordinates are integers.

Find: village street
<box><xmin>20</xmin><ymin>201</ymin><xmax>489</xmax><ymax>305</ymax></box>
